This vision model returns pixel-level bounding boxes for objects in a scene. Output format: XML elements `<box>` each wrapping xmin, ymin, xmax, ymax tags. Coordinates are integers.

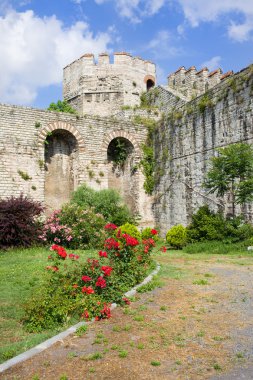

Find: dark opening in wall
<box><xmin>107</xmin><ymin>137</ymin><xmax>134</xmax><ymax>166</ymax></box>
<box><xmin>147</xmin><ymin>79</ymin><xmax>155</xmax><ymax>91</ymax></box>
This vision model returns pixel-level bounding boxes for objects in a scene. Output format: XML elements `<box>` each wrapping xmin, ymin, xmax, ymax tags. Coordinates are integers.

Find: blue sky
<box><xmin>0</xmin><ymin>0</ymin><xmax>252</xmax><ymax>108</ymax></box>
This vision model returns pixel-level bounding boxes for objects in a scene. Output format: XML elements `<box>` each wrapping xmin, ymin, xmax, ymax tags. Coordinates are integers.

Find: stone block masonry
<box><xmin>153</xmin><ymin>65</ymin><xmax>253</xmax><ymax>234</ymax></box>
<box><xmin>63</xmin><ymin>52</ymin><xmax>156</xmax><ymax>117</ymax></box>
<box><xmin>0</xmin><ymin>104</ymin><xmax>154</xmax><ymax>226</ymax></box>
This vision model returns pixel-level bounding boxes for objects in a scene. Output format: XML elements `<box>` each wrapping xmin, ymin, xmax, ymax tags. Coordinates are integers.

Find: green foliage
<box><xmin>140</xmin><ymin>121</ymin><xmax>157</xmax><ymax>195</ymax></box>
<box><xmin>47</xmin><ymin>100</ymin><xmax>77</xmax><ymax>114</ymax></box>
<box><xmin>166</xmin><ymin>224</ymin><xmax>187</xmax><ymax>249</ymax></box>
<box><xmin>109</xmin><ymin>138</ymin><xmax>129</xmax><ymax>165</ymax></box>
<box><xmin>198</xmin><ymin>94</ymin><xmax>213</xmax><ymax>113</ymax></box>
<box><xmin>18</xmin><ymin>170</ymin><xmax>32</xmax><ymax>181</ymax></box>
<box><xmin>35</xmin><ymin>122</ymin><xmax>41</xmax><ymax>129</ymax></box>
<box><xmin>117</xmin><ymin>223</ymin><xmax>141</xmax><ymax>240</ymax></box>
<box><xmin>0</xmin><ymin>194</ymin><xmax>43</xmax><ymax>249</ymax></box>
<box><xmin>186</xmin><ymin>205</ymin><xmax>253</xmax><ymax>243</ymax></box>
<box><xmin>141</xmin><ymin>227</ymin><xmax>159</xmax><ymax>241</ymax></box>
<box><xmin>60</xmin><ymin>204</ymin><xmax>106</xmax><ymax>249</ymax></box>
<box><xmin>70</xmin><ymin>184</ymin><xmax>135</xmax><ymax>225</ymax></box>
<box><xmin>140</xmin><ymin>92</ymin><xmax>150</xmax><ymax>107</ymax></box>
<box><xmin>137</xmin><ymin>276</ymin><xmax>163</xmax><ymax>293</ymax></box>
<box><xmin>203</xmin><ymin>143</ymin><xmax>253</xmax><ymax>214</ymax></box>
<box><xmin>187</xmin><ymin>206</ymin><xmax>226</xmax><ymax>242</ymax></box>
<box><xmin>23</xmin><ymin>231</ymin><xmax>155</xmax><ymax>331</ymax></box>
<box><xmin>75</xmin><ymin>325</ymin><xmax>88</xmax><ymax>336</ymax></box>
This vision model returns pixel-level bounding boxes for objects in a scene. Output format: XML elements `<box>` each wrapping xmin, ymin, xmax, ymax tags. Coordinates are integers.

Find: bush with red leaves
<box><xmin>0</xmin><ymin>194</ymin><xmax>44</xmax><ymax>248</ymax></box>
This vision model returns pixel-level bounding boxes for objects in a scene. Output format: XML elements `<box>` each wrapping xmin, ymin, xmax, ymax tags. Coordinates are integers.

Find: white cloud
<box><xmin>177</xmin><ymin>0</ymin><xmax>253</xmax><ymax>41</ymax></box>
<box><xmin>0</xmin><ymin>10</ymin><xmax>113</xmax><ymax>105</ymax></box>
<box><xmin>146</xmin><ymin>30</ymin><xmax>182</xmax><ymax>59</ymax></box>
<box><xmin>94</xmin><ymin>0</ymin><xmax>166</xmax><ymax>23</ymax></box>
<box><xmin>201</xmin><ymin>56</ymin><xmax>222</xmax><ymax>71</ymax></box>
<box><xmin>228</xmin><ymin>16</ymin><xmax>253</xmax><ymax>41</ymax></box>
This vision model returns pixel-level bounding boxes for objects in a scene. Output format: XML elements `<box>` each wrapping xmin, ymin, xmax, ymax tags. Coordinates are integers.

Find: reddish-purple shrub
<box><xmin>0</xmin><ymin>194</ymin><xmax>44</xmax><ymax>248</ymax></box>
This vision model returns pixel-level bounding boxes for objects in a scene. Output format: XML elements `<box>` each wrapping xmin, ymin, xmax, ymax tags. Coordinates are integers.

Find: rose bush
<box><xmin>23</xmin><ymin>224</ymin><xmax>156</xmax><ymax>331</ymax></box>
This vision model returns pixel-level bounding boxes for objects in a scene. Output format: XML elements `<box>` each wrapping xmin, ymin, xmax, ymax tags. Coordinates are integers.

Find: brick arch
<box><xmin>144</xmin><ymin>75</ymin><xmax>155</xmax><ymax>84</ymax></box>
<box><xmin>37</xmin><ymin>121</ymin><xmax>85</xmax><ymax>152</ymax></box>
<box><xmin>101</xmin><ymin>130</ymin><xmax>141</xmax><ymax>158</ymax></box>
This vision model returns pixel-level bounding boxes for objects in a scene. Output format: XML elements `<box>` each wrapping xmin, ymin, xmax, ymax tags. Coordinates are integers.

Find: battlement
<box><xmin>63</xmin><ymin>52</ymin><xmax>156</xmax><ymax>117</ymax></box>
<box><xmin>168</xmin><ymin>65</ymin><xmax>233</xmax><ymax>98</ymax></box>
<box><xmin>64</xmin><ymin>52</ymin><xmax>155</xmax><ymax>72</ymax></box>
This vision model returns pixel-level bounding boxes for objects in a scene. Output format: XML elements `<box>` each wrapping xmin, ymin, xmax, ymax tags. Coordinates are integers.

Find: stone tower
<box><xmin>63</xmin><ymin>52</ymin><xmax>156</xmax><ymax>116</ymax></box>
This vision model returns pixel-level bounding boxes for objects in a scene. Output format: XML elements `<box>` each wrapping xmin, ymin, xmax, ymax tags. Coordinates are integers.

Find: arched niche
<box><xmin>44</xmin><ymin>129</ymin><xmax>78</xmax><ymax>212</ymax></box>
<box><xmin>144</xmin><ymin>75</ymin><xmax>156</xmax><ymax>91</ymax></box>
<box><xmin>106</xmin><ymin>136</ymin><xmax>138</xmax><ymax>214</ymax></box>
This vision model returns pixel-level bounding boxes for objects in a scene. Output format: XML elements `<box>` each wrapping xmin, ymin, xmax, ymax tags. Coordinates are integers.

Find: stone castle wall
<box><xmin>168</xmin><ymin>65</ymin><xmax>234</xmax><ymax>100</ymax></box>
<box><xmin>153</xmin><ymin>66</ymin><xmax>253</xmax><ymax>234</ymax></box>
<box><xmin>0</xmin><ymin>103</ymin><xmax>154</xmax><ymax>226</ymax></box>
<box><xmin>63</xmin><ymin>52</ymin><xmax>156</xmax><ymax>117</ymax></box>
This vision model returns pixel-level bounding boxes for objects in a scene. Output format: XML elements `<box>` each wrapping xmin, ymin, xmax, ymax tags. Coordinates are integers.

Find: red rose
<box><xmin>104</xmin><ymin>238</ymin><xmax>120</xmax><ymax>250</ymax></box>
<box><xmin>123</xmin><ymin>234</ymin><xmax>139</xmax><ymax>246</ymax></box>
<box><xmin>81</xmin><ymin>275</ymin><xmax>92</xmax><ymax>282</ymax></box>
<box><xmin>98</xmin><ymin>250</ymin><xmax>108</xmax><ymax>258</ymax></box>
<box><xmin>151</xmin><ymin>229</ymin><xmax>158</xmax><ymax>235</ymax></box>
<box><xmin>96</xmin><ymin>276</ymin><xmax>107</xmax><ymax>288</ymax></box>
<box><xmin>81</xmin><ymin>286</ymin><xmax>95</xmax><ymax>294</ymax></box>
<box><xmin>104</xmin><ymin>223</ymin><xmax>117</xmax><ymax>230</ymax></box>
<box><xmin>101</xmin><ymin>266</ymin><xmax>113</xmax><ymax>276</ymax></box>
<box><xmin>122</xmin><ymin>297</ymin><xmax>130</xmax><ymax>305</ymax></box>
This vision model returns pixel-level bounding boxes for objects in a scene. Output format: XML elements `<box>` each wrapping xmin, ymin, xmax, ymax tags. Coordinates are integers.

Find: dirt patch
<box><xmin>1</xmin><ymin>255</ymin><xmax>253</xmax><ymax>380</ymax></box>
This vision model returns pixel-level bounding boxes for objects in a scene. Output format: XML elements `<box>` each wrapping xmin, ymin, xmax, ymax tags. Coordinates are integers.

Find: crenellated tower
<box><xmin>168</xmin><ymin>66</ymin><xmax>234</xmax><ymax>99</ymax></box>
<box><xmin>63</xmin><ymin>52</ymin><xmax>156</xmax><ymax>117</ymax></box>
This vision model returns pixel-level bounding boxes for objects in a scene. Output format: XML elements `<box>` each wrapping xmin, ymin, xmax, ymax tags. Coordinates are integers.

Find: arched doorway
<box><xmin>44</xmin><ymin>129</ymin><xmax>78</xmax><ymax>212</ymax></box>
<box><xmin>107</xmin><ymin>137</ymin><xmax>138</xmax><ymax>213</ymax></box>
<box><xmin>146</xmin><ymin>79</ymin><xmax>155</xmax><ymax>91</ymax></box>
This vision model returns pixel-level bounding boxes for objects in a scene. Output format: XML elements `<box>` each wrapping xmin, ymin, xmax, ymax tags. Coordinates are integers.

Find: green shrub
<box><xmin>23</xmin><ymin>229</ymin><xmax>155</xmax><ymax>331</ymax></box>
<box><xmin>117</xmin><ymin>223</ymin><xmax>141</xmax><ymax>240</ymax></box>
<box><xmin>186</xmin><ymin>206</ymin><xmax>226</xmax><ymax>242</ymax></box>
<box><xmin>166</xmin><ymin>224</ymin><xmax>187</xmax><ymax>249</ymax></box>
<box><xmin>141</xmin><ymin>227</ymin><xmax>159</xmax><ymax>241</ymax></box>
<box><xmin>71</xmin><ymin>185</ymin><xmax>135</xmax><ymax>225</ymax></box>
<box><xmin>60</xmin><ymin>204</ymin><xmax>106</xmax><ymax>249</ymax></box>
<box><xmin>186</xmin><ymin>205</ymin><xmax>253</xmax><ymax>243</ymax></box>
<box><xmin>0</xmin><ymin>194</ymin><xmax>43</xmax><ymax>249</ymax></box>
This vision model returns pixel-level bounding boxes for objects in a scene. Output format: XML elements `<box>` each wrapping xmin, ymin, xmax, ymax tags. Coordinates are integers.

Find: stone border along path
<box><xmin>0</xmin><ymin>264</ymin><xmax>160</xmax><ymax>374</ymax></box>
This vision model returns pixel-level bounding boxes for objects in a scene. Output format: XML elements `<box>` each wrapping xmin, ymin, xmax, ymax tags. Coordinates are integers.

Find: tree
<box><xmin>203</xmin><ymin>143</ymin><xmax>253</xmax><ymax>216</ymax></box>
<box><xmin>47</xmin><ymin>100</ymin><xmax>77</xmax><ymax>114</ymax></box>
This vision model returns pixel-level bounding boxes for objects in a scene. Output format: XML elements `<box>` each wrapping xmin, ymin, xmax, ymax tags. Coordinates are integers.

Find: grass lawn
<box><xmin>0</xmin><ymin>246</ymin><xmax>96</xmax><ymax>364</ymax></box>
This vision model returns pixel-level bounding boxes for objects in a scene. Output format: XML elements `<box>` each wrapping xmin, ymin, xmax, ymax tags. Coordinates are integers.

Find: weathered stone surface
<box><xmin>0</xmin><ymin>104</ymin><xmax>154</xmax><ymax>226</ymax></box>
<box><xmin>63</xmin><ymin>52</ymin><xmax>156</xmax><ymax>117</ymax></box>
<box><xmin>153</xmin><ymin>66</ymin><xmax>253</xmax><ymax>234</ymax></box>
